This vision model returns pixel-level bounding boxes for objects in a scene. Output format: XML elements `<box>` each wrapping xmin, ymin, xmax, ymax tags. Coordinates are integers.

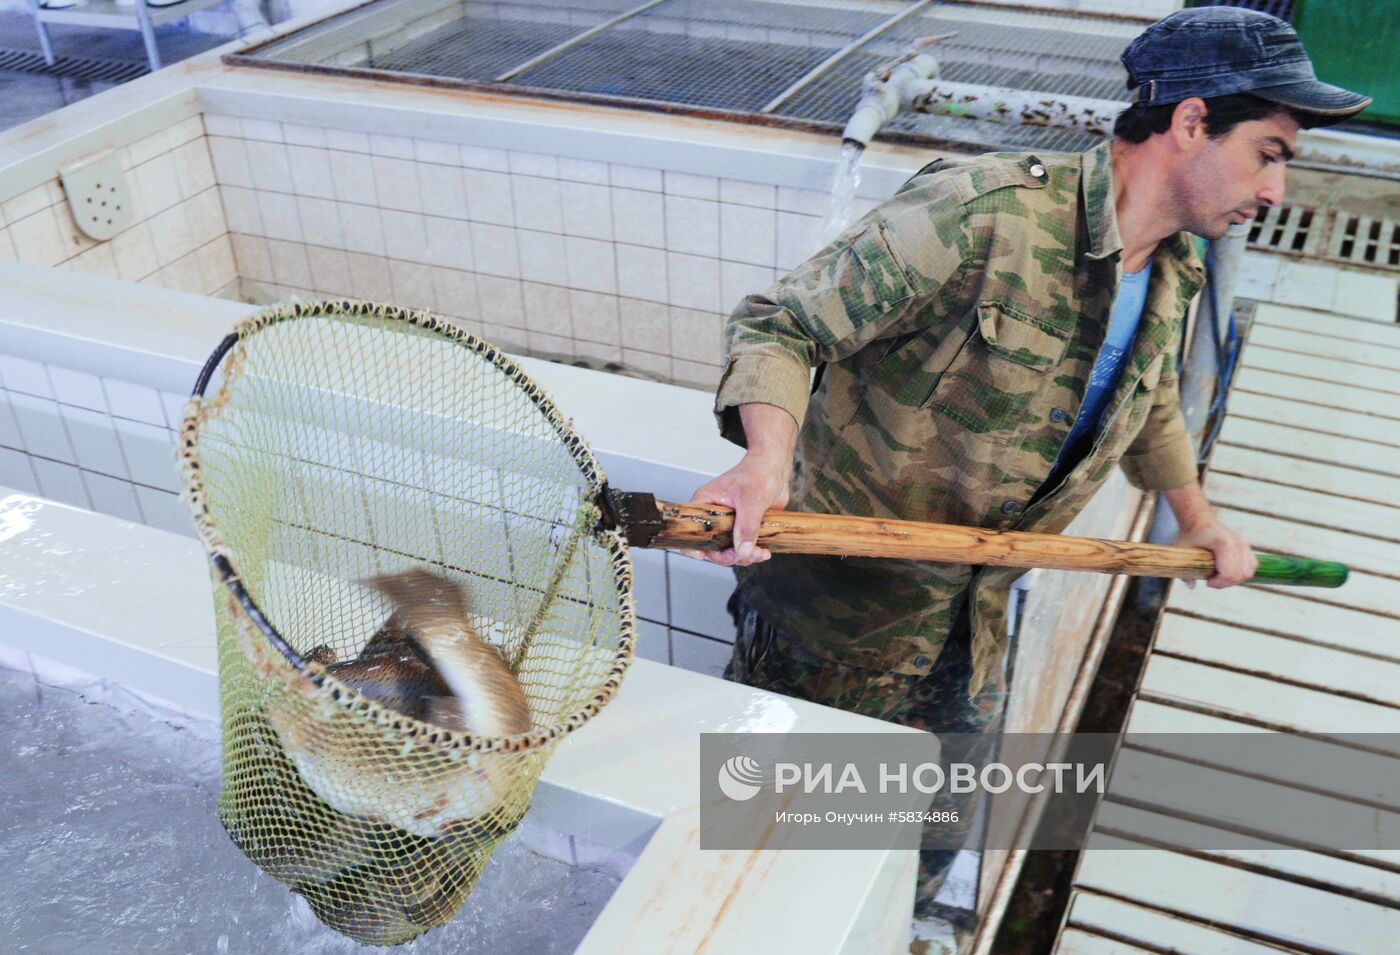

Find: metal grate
<box><xmin>235</xmin><ymin>0</ymin><xmax>1150</xmax><ymax>156</ymax></box>
<box><xmin>1247</xmin><ymin>203</ymin><xmax>1321</xmax><ymax>256</ymax></box>
<box><xmin>1328</xmin><ymin>212</ymin><xmax>1400</xmax><ymax>271</ymax></box>
<box><xmin>0</xmin><ymin>47</ymin><xmax>148</xmax><ymax>83</ymax></box>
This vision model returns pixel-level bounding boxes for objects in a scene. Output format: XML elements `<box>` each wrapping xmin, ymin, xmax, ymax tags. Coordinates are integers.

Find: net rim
<box><xmin>179</xmin><ymin>297</ymin><xmax>637</xmax><ymax>754</ymax></box>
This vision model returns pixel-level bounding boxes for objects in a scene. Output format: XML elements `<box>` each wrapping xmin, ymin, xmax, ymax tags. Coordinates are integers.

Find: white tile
<box><xmin>1233</xmin><ymin>251</ymin><xmax>1282</xmax><ymax>301</ymax></box>
<box><xmin>83</xmin><ymin>471</ymin><xmax>143</xmax><ymax>522</ymax></box>
<box><xmin>570</xmin><ymin>289</ymin><xmax>620</xmax><ymax>345</ymax></box>
<box><xmin>610</xmin><ymin>164</ymin><xmax>662</xmax><ymax>192</ymax></box>
<box><xmin>418</xmin><ymin>163</ymin><xmax>468</xmax><ymax>221</ymax></box>
<box><xmin>3</xmin><ymin>182</ymin><xmax>57</xmax><ymax>223</ymax></box>
<box><xmin>208</xmin><ymin>136</ymin><xmax>252</xmax><ymax>189</ymax></box>
<box><xmin>509</xmin><ymin>151</ymin><xmax>558</xmax><ymax>178</ymax></box>
<box><xmin>220</xmin><ymin>185</ymin><xmax>262</xmax><ymax>236</ymax></box>
<box><xmin>630</xmin><ymin>546</ymin><xmax>668</xmax><ymax>623</ymax></box>
<box><xmin>102</xmin><ymin>379</ymin><xmax>166</xmax><ymax>425</ymax></box>
<box><xmin>286</xmin><ymin>145</ymin><xmax>336</xmax><ymax>200</ymax></box>
<box><xmin>471</xmin><ymin>223</ymin><xmax>521</xmax><ymax>278</ymax></box>
<box><xmin>414</xmin><ymin>138</ymin><xmax>461</xmax><ymax>166</ymax></box>
<box><xmin>463</xmin><ymin>169</ymin><xmax>514</xmax><ymax>225</ymax></box>
<box><xmin>134</xmin><ymin>486</ymin><xmax>195</xmax><ymax>537</ymax></box>
<box><xmin>114</xmin><ymin>418</ymin><xmax>178</xmax><ymax>491</ymax></box>
<box><xmin>777</xmin><ymin>185</ymin><xmax>829</xmax><ymax>216</ymax></box>
<box><xmin>389</xmin><ymin>259</ymin><xmax>436</xmax><ymax>311</ymax></box>
<box><xmin>380</xmin><ymin>209</ymin><xmax>430</xmax><ymax>262</ymax></box>
<box><xmin>148</xmin><ymin>203</ymin><xmax>195</xmax><ymax>267</ymax></box>
<box><xmin>60</xmin><ymin>405</ymin><xmax>127</xmax><ymax>478</ymax></box>
<box><xmin>372</xmin><ymin>156</ymin><xmax>422</xmax><ymax>213</ymax></box>
<box><xmin>512</xmin><ymin>175</ymin><xmax>564</xmax><ymax>233</ymax></box>
<box><xmin>631</xmin><ymin>619</ymin><xmax>670</xmax><ymax>665</ymax></box>
<box><xmin>158</xmin><ymin>391</ymin><xmax>188</xmax><ymax>431</ymax></box>
<box><xmin>616</xmin><ymin>244</ymin><xmax>668</xmax><ymax>303</ymax></box>
<box><xmin>241</xmin><ymin>118</ymin><xmax>283</xmax><ymax>143</ymax></box>
<box><xmin>777</xmin><ymin>211</ymin><xmax>822</xmax><ymax>271</ymax></box>
<box><xmin>296</xmin><ymin>196</ymin><xmax>343</xmax><ymax>248</ymax></box>
<box><xmin>307</xmin><ymin>245</ymin><xmax>352</xmax><ymax>293</ymax></box>
<box><xmin>619</xmin><ymin>297</ymin><xmax>670</xmax><ymax>354</ymax></box>
<box><xmin>171</xmin><ymin>140</ymin><xmax>217</xmax><ymax>198</ymax></box>
<box><xmin>664</xmin><ymin>195</ymin><xmax>718</xmax><ymax>257</ymax></box>
<box><xmin>0</xmin><ymin>447</ymin><xmax>39</xmax><ymax>494</ymax></box>
<box><xmin>556</xmin><ymin>157</ymin><xmax>608</xmax><ymax>185</ymax></box>
<box><xmin>670</xmin><ymin>630</ymin><xmax>732</xmax><ymax>678</ymax></box>
<box><xmin>669</xmin><ymin>307</ymin><xmax>725</xmax><ymax>366</ymax></box>
<box><xmin>672</xmin><ymin>359</ymin><xmax>720</xmax><ymax>389</ymax></box>
<box><xmin>324</xmin><ymin>128</ymin><xmax>370</xmax><ymax>153</ymax></box>
<box><xmin>196</xmin><ymin>235</ymin><xmax>236</xmax><ymax>296</ymax></box>
<box><xmin>665</xmin><ymin>171</ymin><xmax>718</xmax><ymax>200</ymax></box>
<box><xmin>1273</xmin><ymin>260</ymin><xmax>1339</xmax><ymax>312</ymax></box>
<box><xmin>423</xmin><ymin>215</ymin><xmax>472</xmax><ymax>270</ymax></box>
<box><xmin>8</xmin><ymin>393</ymin><xmax>72</xmax><ymax>462</ymax></box>
<box><xmin>431</xmin><ymin>267</ymin><xmax>478</xmax><ymax>321</ymax></box>
<box><xmin>666</xmin><ymin>252</ymin><xmax>720</xmax><ymax>311</ymax></box>
<box><xmin>369</xmin><ymin>133</ymin><xmax>415</xmax><ymax>159</ymax></box>
<box><xmin>110</xmin><ymin>224</ymin><xmax>160</xmax><ymax>281</ymax></box>
<box><xmin>31</xmin><ymin>458</ymin><xmax>89</xmax><ymax>509</ymax></box>
<box><xmin>126</xmin><ymin>129</ymin><xmax>171</xmax><ymax>167</ymax></box>
<box><xmin>267</xmin><ymin>239</ymin><xmax>313</xmax><ymax>289</ymax></box>
<box><xmin>244</xmin><ymin>140</ymin><xmax>294</xmax><ymax>194</ymax></box>
<box><xmin>155</xmin><ymin>257</ymin><xmax>204</xmax><ymax>295</ymax></box>
<box><xmin>612</xmin><ymin>188</ymin><xmax>665</xmax><ymax>249</ymax></box>
<box><xmin>721</xmin><ymin>203</ymin><xmax>776</xmax><ymax>267</ymax></box>
<box><xmin>566</xmin><ymin>236</ymin><xmax>616</xmax><ymax>294</ymax></box>
<box><xmin>721</xmin><ymin>261</ymin><xmax>773</xmax><ymax>314</ymax></box>
<box><xmin>329</xmin><ymin>150</ymin><xmax>377</xmax><ymax>205</ymax></box>
<box><xmin>528</xmin><ymin>330</ymin><xmax>571</xmax><ymax>355</ymax></box>
<box><xmin>185</xmin><ymin>188</ymin><xmax>226</xmax><ymax>248</ymax></box>
<box><xmin>521</xmin><ymin>282</ymin><xmax>572</xmax><ymax>336</ymax></box>
<box><xmin>338</xmin><ymin>203</ymin><xmax>386</xmax><ymax>257</ymax></box>
<box><xmin>621</xmin><ymin>348</ymin><xmax>670</xmax><ymax>380</ymax></box>
<box><xmin>721</xmin><ymin>179</ymin><xmax>776</xmax><ymax>208</ymax></box>
<box><xmin>257</xmin><ymin>190</ymin><xmax>303</xmax><ymax>242</ymax></box>
<box><xmin>1333</xmin><ymin>271</ymin><xmax>1399</xmax><ymax>323</ymax></box>
<box><xmin>666</xmin><ymin>553</ymin><xmax>735</xmax><ymax>637</ymax></box>
<box><xmin>0</xmin><ymin>356</ymin><xmax>54</xmax><ymax>398</ymax></box>
<box><xmin>345</xmin><ymin>251</ymin><xmax>393</xmax><ymax>302</ymax></box>
<box><xmin>475</xmin><ymin>275</ymin><xmax>525</xmax><ymax>329</ymax></box>
<box><xmin>575</xmin><ymin>338</ymin><xmax>622</xmax><ymax>365</ymax></box>
<box><xmin>282</xmin><ymin>123</ymin><xmax>327</xmax><ymax>147</ymax></box>
<box><xmin>517</xmin><ymin>228</ymin><xmax>567</xmax><ymax>284</ymax></box>
<box><xmin>460</xmin><ymin>144</ymin><xmax>510</xmax><ymax>172</ymax></box>
<box><xmin>230</xmin><ymin>234</ymin><xmax>273</xmax><ymax>283</ymax></box>
<box><xmin>9</xmin><ymin>207</ymin><xmax>69</xmax><ymax>267</ymax></box>
<box><xmin>202</xmin><ymin>114</ymin><xmax>241</xmax><ymax>137</ymax></box>
<box><xmin>561</xmin><ymin>181</ymin><xmax>612</xmax><ymax>240</ymax></box>
<box><xmin>0</xmin><ymin>394</ymin><xmax>23</xmax><ymax>448</ymax></box>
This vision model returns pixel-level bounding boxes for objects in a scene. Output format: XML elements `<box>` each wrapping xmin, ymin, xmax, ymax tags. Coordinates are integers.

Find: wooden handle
<box><xmin>618</xmin><ymin>497</ymin><xmax>1347</xmax><ymax>589</ymax></box>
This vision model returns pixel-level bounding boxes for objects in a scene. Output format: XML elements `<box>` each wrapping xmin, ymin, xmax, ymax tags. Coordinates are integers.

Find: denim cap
<box><xmin>1122</xmin><ymin>7</ymin><xmax>1371</xmax><ymax>124</ymax></box>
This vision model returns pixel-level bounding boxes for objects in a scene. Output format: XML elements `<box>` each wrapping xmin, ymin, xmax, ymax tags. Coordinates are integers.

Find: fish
<box><xmin>265</xmin><ymin>567</ymin><xmax>532</xmax><ymax>840</ymax></box>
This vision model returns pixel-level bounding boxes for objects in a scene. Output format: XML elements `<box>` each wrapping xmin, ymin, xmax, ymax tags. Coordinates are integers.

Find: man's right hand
<box><xmin>685</xmin><ymin>403</ymin><xmax>797</xmax><ymax>567</ymax></box>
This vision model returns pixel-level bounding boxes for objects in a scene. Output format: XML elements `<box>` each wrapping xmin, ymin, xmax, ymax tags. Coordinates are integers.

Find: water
<box><xmin>819</xmin><ymin>140</ymin><xmax>866</xmax><ymax>248</ymax></box>
<box><xmin>0</xmin><ymin>663</ymin><xmax>625</xmax><ymax>954</ymax></box>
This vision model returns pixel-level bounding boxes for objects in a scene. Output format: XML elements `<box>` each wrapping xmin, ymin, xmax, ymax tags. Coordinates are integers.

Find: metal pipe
<box><xmin>839</xmin><ymin>51</ymin><xmax>941</xmax><ymax>147</ymax></box>
<box><xmin>494</xmin><ymin>0</ymin><xmax>672</xmax><ymax>83</ymax></box>
<box><xmin>901</xmin><ymin>79</ymin><xmax>1123</xmax><ymax>137</ymax></box>
<box><xmin>760</xmin><ymin>0</ymin><xmax>941</xmax><ymax>115</ymax></box>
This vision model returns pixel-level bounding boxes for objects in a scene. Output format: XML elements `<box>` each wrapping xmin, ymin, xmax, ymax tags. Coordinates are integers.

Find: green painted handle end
<box><xmin>1248</xmin><ymin>553</ymin><xmax>1349</xmax><ymax>588</ymax></box>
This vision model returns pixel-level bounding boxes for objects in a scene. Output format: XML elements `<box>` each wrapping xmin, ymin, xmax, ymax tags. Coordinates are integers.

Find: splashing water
<box><xmin>819</xmin><ymin>140</ymin><xmax>865</xmax><ymax>248</ymax></box>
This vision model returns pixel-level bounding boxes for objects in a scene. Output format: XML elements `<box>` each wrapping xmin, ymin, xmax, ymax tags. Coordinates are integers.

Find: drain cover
<box><xmin>0</xmin><ymin>47</ymin><xmax>147</xmax><ymax>83</ymax></box>
<box><xmin>1328</xmin><ymin>212</ymin><xmax>1400</xmax><ymax>270</ymax></box>
<box><xmin>1246</xmin><ymin>202</ymin><xmax>1400</xmax><ymax>274</ymax></box>
<box><xmin>1247</xmin><ymin>203</ymin><xmax>1321</xmax><ymax>256</ymax></box>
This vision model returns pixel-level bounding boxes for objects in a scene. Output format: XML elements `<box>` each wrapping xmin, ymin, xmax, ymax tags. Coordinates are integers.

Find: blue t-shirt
<box><xmin>1046</xmin><ymin>259</ymin><xmax>1153</xmax><ymax>486</ymax></box>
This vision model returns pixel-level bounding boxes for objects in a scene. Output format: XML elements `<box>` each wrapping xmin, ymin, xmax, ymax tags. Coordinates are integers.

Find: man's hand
<box><xmin>1162</xmin><ymin>480</ymin><xmax>1257</xmax><ymax>589</ymax></box>
<box><xmin>685</xmin><ymin>403</ymin><xmax>797</xmax><ymax>567</ymax></box>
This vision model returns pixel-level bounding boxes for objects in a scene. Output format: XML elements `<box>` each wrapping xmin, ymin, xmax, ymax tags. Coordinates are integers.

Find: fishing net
<box><xmin>178</xmin><ymin>300</ymin><xmax>635</xmax><ymax>946</ymax></box>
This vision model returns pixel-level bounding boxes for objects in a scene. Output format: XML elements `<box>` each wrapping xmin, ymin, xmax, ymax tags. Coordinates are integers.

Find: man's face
<box><xmin>1174</xmin><ymin>110</ymin><xmax>1300</xmax><ymax>240</ymax></box>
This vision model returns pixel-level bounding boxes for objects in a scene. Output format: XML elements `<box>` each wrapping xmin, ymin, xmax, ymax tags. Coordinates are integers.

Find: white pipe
<box><xmin>839</xmin><ymin>52</ymin><xmax>940</xmax><ymax>147</ymax></box>
<box><xmin>900</xmin><ymin>79</ymin><xmax>1124</xmax><ymax>137</ymax></box>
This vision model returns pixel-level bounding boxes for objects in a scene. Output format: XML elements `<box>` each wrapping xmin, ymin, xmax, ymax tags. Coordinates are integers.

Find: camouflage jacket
<box><xmin>713</xmin><ymin>141</ymin><xmax>1204</xmax><ymax>699</ymax></box>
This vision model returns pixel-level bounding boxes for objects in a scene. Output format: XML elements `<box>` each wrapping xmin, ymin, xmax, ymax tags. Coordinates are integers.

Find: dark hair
<box><xmin>1113</xmin><ymin>93</ymin><xmax>1320</xmax><ymax>143</ymax></box>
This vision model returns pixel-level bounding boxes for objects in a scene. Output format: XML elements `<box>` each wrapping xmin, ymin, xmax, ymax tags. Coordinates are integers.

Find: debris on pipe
<box><xmin>901</xmin><ymin>79</ymin><xmax>1123</xmax><ymax>136</ymax></box>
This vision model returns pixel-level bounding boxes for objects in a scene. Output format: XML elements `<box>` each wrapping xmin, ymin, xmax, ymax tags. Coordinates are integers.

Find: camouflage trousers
<box><xmin>724</xmin><ymin>587</ymin><xmax>1007</xmax><ymax>919</ymax></box>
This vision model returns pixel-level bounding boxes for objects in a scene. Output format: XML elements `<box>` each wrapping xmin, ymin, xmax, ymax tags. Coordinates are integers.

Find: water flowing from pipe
<box><xmin>819</xmin><ymin>140</ymin><xmax>865</xmax><ymax>248</ymax></box>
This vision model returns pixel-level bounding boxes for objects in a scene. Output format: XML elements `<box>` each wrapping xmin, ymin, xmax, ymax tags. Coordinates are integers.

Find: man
<box><xmin>686</xmin><ymin>7</ymin><xmax>1371</xmax><ymax>916</ymax></box>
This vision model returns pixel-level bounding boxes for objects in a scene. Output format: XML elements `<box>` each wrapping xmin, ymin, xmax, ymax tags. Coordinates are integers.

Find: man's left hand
<box><xmin>1175</xmin><ymin>518</ymin><xmax>1258</xmax><ymax>589</ymax></box>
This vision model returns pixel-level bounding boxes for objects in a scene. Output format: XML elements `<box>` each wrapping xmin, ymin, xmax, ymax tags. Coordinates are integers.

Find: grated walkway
<box><xmin>1052</xmin><ymin>300</ymin><xmax>1400</xmax><ymax>954</ymax></box>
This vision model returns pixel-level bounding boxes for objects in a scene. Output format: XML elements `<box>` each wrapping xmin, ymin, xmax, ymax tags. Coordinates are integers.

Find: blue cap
<box><xmin>1121</xmin><ymin>8</ymin><xmax>1371</xmax><ymax>125</ymax></box>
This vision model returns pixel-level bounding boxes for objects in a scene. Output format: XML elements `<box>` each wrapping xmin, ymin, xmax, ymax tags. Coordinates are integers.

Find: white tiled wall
<box><xmin>1234</xmin><ymin>251</ymin><xmax>1400</xmax><ymax>324</ymax></box>
<box><xmin>204</xmin><ymin>115</ymin><xmax>866</xmax><ymax>391</ymax></box>
<box><xmin>0</xmin><ymin>116</ymin><xmax>235</xmax><ymax>296</ymax></box>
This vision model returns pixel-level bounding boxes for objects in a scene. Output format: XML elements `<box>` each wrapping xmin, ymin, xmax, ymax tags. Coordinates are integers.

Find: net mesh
<box><xmin>179</xmin><ymin>299</ymin><xmax>635</xmax><ymax>946</ymax></box>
